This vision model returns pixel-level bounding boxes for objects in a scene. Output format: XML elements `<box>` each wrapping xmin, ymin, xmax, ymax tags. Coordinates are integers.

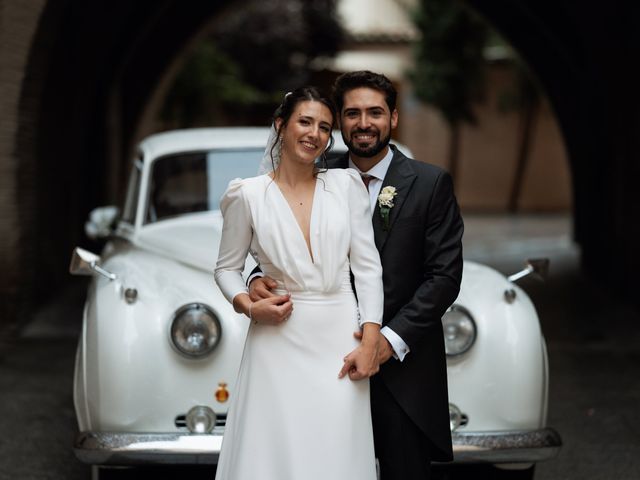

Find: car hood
<box><xmin>133</xmin><ymin>212</ymin><xmax>224</xmax><ymax>272</ymax></box>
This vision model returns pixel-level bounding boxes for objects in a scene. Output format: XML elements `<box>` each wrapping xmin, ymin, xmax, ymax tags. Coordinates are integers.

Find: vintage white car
<box><xmin>70</xmin><ymin>128</ymin><xmax>561</xmax><ymax>477</ymax></box>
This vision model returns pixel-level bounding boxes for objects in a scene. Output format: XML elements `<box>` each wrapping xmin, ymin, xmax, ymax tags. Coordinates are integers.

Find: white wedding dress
<box><xmin>214</xmin><ymin>168</ymin><xmax>383</xmax><ymax>480</ymax></box>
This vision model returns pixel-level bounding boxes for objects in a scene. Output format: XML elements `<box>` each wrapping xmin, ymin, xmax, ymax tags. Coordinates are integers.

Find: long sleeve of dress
<box><xmin>214</xmin><ymin>179</ymin><xmax>252</xmax><ymax>304</ymax></box>
<box><xmin>345</xmin><ymin>169</ymin><xmax>384</xmax><ymax>326</ymax></box>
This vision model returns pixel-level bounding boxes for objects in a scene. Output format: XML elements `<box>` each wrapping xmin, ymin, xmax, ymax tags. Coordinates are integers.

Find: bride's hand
<box><xmin>249</xmin><ymin>295</ymin><xmax>293</xmax><ymax>325</ymax></box>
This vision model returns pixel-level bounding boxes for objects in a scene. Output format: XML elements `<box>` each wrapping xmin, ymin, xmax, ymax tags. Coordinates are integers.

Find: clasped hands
<box><xmin>248</xmin><ymin>276</ymin><xmax>393</xmax><ymax>381</ymax></box>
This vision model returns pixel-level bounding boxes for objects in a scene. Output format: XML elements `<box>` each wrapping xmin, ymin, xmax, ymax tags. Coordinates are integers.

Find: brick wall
<box><xmin>0</xmin><ymin>0</ymin><xmax>47</xmax><ymax>333</ymax></box>
<box><xmin>400</xmin><ymin>64</ymin><xmax>572</xmax><ymax>212</ymax></box>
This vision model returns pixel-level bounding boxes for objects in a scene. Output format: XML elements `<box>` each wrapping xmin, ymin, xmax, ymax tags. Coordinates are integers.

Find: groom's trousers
<box><xmin>371</xmin><ymin>375</ymin><xmax>432</xmax><ymax>480</ymax></box>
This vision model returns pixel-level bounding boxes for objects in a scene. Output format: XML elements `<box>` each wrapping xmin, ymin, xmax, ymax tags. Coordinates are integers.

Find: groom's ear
<box><xmin>391</xmin><ymin>109</ymin><xmax>399</xmax><ymax>130</ymax></box>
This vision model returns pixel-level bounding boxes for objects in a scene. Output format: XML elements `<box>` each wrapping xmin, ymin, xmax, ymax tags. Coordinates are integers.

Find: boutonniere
<box><xmin>377</xmin><ymin>186</ymin><xmax>397</xmax><ymax>231</ymax></box>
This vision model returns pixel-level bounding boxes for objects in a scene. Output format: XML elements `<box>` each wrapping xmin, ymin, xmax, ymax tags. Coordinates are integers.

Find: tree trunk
<box><xmin>448</xmin><ymin>122</ymin><xmax>461</xmax><ymax>186</ymax></box>
<box><xmin>508</xmin><ymin>97</ymin><xmax>539</xmax><ymax>212</ymax></box>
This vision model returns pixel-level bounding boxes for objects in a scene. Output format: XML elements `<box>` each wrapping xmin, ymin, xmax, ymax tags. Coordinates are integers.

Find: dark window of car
<box><xmin>122</xmin><ymin>157</ymin><xmax>142</xmax><ymax>224</ymax></box>
<box><xmin>145</xmin><ymin>148</ymin><xmax>263</xmax><ymax>224</ymax></box>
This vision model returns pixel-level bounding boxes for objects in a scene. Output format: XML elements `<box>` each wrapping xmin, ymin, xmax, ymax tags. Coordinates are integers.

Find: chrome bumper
<box><xmin>449</xmin><ymin>428</ymin><xmax>562</xmax><ymax>463</ymax></box>
<box><xmin>75</xmin><ymin>427</ymin><xmax>561</xmax><ymax>466</ymax></box>
<box><xmin>74</xmin><ymin>431</ymin><xmax>223</xmax><ymax>465</ymax></box>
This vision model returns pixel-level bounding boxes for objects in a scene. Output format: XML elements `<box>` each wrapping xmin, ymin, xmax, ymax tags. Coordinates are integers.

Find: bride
<box><xmin>214</xmin><ymin>86</ymin><xmax>383</xmax><ymax>480</ymax></box>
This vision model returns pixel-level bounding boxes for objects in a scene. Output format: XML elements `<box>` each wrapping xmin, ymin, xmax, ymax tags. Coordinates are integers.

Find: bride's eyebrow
<box><xmin>298</xmin><ymin>115</ymin><xmax>329</xmax><ymax>125</ymax></box>
<box><xmin>298</xmin><ymin>115</ymin><xmax>331</xmax><ymax>128</ymax></box>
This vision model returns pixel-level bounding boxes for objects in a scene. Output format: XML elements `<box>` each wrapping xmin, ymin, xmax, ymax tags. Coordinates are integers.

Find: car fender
<box><xmin>74</xmin><ymin>243</ymin><xmax>249</xmax><ymax>432</ymax></box>
<box><xmin>447</xmin><ymin>261</ymin><xmax>547</xmax><ymax>431</ymax></box>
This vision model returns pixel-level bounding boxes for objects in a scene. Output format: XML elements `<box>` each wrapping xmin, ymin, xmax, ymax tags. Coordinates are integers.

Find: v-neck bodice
<box><xmin>215</xmin><ymin>168</ymin><xmax>383</xmax><ymax>305</ymax></box>
<box><xmin>250</xmin><ymin>173</ymin><xmax>335</xmax><ymax>292</ymax></box>
<box><xmin>270</xmin><ymin>176</ymin><xmax>320</xmax><ymax>265</ymax></box>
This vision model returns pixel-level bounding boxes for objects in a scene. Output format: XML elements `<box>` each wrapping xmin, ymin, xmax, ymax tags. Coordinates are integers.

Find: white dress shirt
<box><xmin>349</xmin><ymin>147</ymin><xmax>411</xmax><ymax>362</ymax></box>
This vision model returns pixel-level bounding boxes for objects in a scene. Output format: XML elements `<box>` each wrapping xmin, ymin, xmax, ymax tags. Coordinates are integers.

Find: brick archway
<box><xmin>4</xmin><ymin>0</ymin><xmax>640</xmax><ymax>330</ymax></box>
<box><xmin>9</xmin><ymin>0</ymin><xmax>236</xmax><ymax>326</ymax></box>
<box><xmin>467</xmin><ymin>1</ymin><xmax>640</xmax><ymax>297</ymax></box>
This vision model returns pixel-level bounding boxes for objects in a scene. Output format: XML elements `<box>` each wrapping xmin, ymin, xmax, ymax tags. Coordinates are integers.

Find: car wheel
<box><xmin>431</xmin><ymin>464</ymin><xmax>535</xmax><ymax>480</ymax></box>
<box><xmin>91</xmin><ymin>466</ymin><xmax>132</xmax><ymax>480</ymax></box>
<box><xmin>492</xmin><ymin>465</ymin><xmax>535</xmax><ymax>480</ymax></box>
<box><xmin>92</xmin><ymin>466</ymin><xmax>217</xmax><ymax>479</ymax></box>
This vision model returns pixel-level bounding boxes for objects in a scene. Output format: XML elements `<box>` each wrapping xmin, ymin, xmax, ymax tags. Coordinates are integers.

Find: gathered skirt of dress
<box><xmin>214</xmin><ymin>286</ymin><xmax>377</xmax><ymax>480</ymax></box>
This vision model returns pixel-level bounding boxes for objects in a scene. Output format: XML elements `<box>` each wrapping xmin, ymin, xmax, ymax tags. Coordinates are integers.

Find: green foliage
<box><xmin>160</xmin><ymin>42</ymin><xmax>271</xmax><ymax>126</ymax></box>
<box><xmin>214</xmin><ymin>0</ymin><xmax>343</xmax><ymax>92</ymax></box>
<box><xmin>410</xmin><ymin>0</ymin><xmax>490</xmax><ymax>126</ymax></box>
<box><xmin>161</xmin><ymin>0</ymin><xmax>343</xmax><ymax>127</ymax></box>
<box><xmin>496</xmin><ymin>55</ymin><xmax>542</xmax><ymax>113</ymax></box>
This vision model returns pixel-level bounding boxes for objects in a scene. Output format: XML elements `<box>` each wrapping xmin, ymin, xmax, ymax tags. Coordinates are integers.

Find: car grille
<box><xmin>174</xmin><ymin>413</ymin><xmax>227</xmax><ymax>429</ymax></box>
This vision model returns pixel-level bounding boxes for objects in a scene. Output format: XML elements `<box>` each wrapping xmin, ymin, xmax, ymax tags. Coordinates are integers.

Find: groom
<box><xmin>251</xmin><ymin>71</ymin><xmax>463</xmax><ymax>479</ymax></box>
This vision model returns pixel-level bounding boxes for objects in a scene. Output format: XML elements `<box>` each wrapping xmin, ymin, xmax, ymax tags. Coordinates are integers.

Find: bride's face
<box><xmin>277</xmin><ymin>101</ymin><xmax>333</xmax><ymax>167</ymax></box>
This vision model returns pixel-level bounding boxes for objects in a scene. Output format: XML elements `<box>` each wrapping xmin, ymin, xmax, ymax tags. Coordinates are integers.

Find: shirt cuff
<box><xmin>381</xmin><ymin>326</ymin><xmax>410</xmax><ymax>362</ymax></box>
<box><xmin>246</xmin><ymin>271</ymin><xmax>264</xmax><ymax>287</ymax></box>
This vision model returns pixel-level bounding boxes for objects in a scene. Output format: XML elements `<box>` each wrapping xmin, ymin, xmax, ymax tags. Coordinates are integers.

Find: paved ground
<box><xmin>1</xmin><ymin>213</ymin><xmax>639</xmax><ymax>479</ymax></box>
<box><xmin>453</xmin><ymin>215</ymin><xmax>640</xmax><ymax>480</ymax></box>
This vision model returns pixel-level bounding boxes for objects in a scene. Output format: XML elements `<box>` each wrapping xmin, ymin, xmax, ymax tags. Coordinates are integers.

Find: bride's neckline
<box><xmin>267</xmin><ymin>174</ymin><xmax>319</xmax><ymax>264</ymax></box>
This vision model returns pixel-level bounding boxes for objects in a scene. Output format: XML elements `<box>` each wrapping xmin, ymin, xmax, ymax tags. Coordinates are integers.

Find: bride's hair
<box><xmin>270</xmin><ymin>86</ymin><xmax>337</xmax><ymax>172</ymax></box>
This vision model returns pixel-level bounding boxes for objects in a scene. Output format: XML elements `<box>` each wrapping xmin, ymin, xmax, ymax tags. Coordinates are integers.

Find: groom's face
<box><xmin>339</xmin><ymin>88</ymin><xmax>398</xmax><ymax>161</ymax></box>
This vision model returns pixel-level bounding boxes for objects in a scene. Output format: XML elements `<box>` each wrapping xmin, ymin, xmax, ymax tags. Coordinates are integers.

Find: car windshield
<box><xmin>146</xmin><ymin>148</ymin><xmax>263</xmax><ymax>223</ymax></box>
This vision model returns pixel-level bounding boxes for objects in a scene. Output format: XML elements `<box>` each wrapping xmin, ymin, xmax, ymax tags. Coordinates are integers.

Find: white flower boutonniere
<box><xmin>377</xmin><ymin>186</ymin><xmax>397</xmax><ymax>231</ymax></box>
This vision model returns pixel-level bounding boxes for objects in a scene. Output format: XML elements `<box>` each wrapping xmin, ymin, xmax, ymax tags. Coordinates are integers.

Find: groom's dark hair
<box><xmin>332</xmin><ymin>71</ymin><xmax>398</xmax><ymax>113</ymax></box>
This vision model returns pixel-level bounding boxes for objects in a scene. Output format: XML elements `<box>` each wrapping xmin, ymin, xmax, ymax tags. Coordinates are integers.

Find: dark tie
<box><xmin>361</xmin><ymin>174</ymin><xmax>373</xmax><ymax>191</ymax></box>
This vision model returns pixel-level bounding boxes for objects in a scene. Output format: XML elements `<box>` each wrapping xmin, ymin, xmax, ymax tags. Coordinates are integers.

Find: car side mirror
<box><xmin>507</xmin><ymin>258</ymin><xmax>550</xmax><ymax>283</ymax></box>
<box><xmin>69</xmin><ymin>247</ymin><xmax>116</xmax><ymax>280</ymax></box>
<box><xmin>85</xmin><ymin>206</ymin><xmax>119</xmax><ymax>240</ymax></box>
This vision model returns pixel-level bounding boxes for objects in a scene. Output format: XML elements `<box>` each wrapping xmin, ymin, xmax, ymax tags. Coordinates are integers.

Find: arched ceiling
<box><xmin>15</xmin><ymin>0</ymin><xmax>640</xmax><ymax>309</ymax></box>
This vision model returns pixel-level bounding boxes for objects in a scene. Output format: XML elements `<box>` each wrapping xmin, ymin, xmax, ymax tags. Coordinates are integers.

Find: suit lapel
<box><xmin>372</xmin><ymin>146</ymin><xmax>417</xmax><ymax>251</ymax></box>
<box><xmin>329</xmin><ymin>148</ymin><xmax>416</xmax><ymax>252</ymax></box>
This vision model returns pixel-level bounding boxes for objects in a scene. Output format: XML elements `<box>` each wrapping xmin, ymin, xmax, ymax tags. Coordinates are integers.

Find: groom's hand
<box><xmin>354</xmin><ymin>331</ymin><xmax>394</xmax><ymax>365</ymax></box>
<box><xmin>249</xmin><ymin>276</ymin><xmax>278</xmax><ymax>301</ymax></box>
<box><xmin>338</xmin><ymin>341</ymin><xmax>380</xmax><ymax>381</ymax></box>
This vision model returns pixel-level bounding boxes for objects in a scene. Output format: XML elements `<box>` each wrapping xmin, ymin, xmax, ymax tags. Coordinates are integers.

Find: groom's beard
<box><xmin>343</xmin><ymin>127</ymin><xmax>391</xmax><ymax>158</ymax></box>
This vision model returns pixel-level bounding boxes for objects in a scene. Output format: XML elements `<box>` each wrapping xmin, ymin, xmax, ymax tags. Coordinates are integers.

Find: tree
<box><xmin>161</xmin><ymin>0</ymin><xmax>344</xmax><ymax>127</ymax></box>
<box><xmin>410</xmin><ymin>0</ymin><xmax>489</xmax><ymax>185</ymax></box>
<box><xmin>497</xmin><ymin>57</ymin><xmax>543</xmax><ymax>212</ymax></box>
<box><xmin>215</xmin><ymin>0</ymin><xmax>343</xmax><ymax>92</ymax></box>
<box><xmin>160</xmin><ymin>42</ymin><xmax>266</xmax><ymax>127</ymax></box>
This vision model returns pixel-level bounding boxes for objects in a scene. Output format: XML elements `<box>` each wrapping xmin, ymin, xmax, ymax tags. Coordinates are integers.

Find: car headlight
<box><xmin>170</xmin><ymin>303</ymin><xmax>221</xmax><ymax>358</ymax></box>
<box><xmin>442</xmin><ymin>305</ymin><xmax>476</xmax><ymax>356</ymax></box>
